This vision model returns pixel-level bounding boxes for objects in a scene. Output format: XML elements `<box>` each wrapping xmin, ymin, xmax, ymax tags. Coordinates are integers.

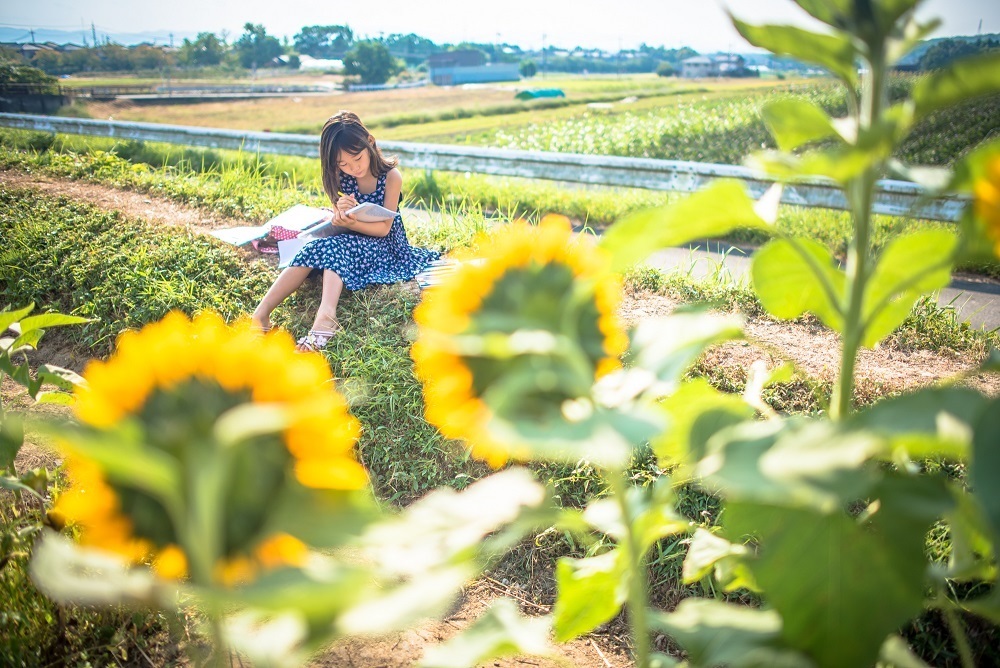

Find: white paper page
<box><xmin>346</xmin><ymin>202</ymin><xmax>397</xmax><ymax>223</ymax></box>
<box><xmin>266</xmin><ymin>204</ymin><xmax>330</xmax><ymax>232</ymax></box>
<box><xmin>207</xmin><ymin>225</ymin><xmax>269</xmax><ymax>246</ymax></box>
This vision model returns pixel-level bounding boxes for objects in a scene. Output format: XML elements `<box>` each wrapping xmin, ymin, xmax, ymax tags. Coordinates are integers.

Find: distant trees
<box><xmin>656</xmin><ymin>62</ymin><xmax>676</xmax><ymax>77</ymax></box>
<box><xmin>343</xmin><ymin>40</ymin><xmax>402</xmax><ymax>84</ymax></box>
<box><xmin>294</xmin><ymin>25</ymin><xmax>354</xmax><ymax>58</ymax></box>
<box><xmin>519</xmin><ymin>59</ymin><xmax>538</xmax><ymax>78</ymax></box>
<box><xmin>235</xmin><ymin>23</ymin><xmax>282</xmax><ymax>71</ymax></box>
<box><xmin>0</xmin><ymin>59</ymin><xmax>58</xmax><ymax>92</ymax></box>
<box><xmin>179</xmin><ymin>32</ymin><xmax>226</xmax><ymax>67</ymax></box>
<box><xmin>383</xmin><ymin>33</ymin><xmax>440</xmax><ymax>65</ymax></box>
<box><xmin>920</xmin><ymin>37</ymin><xmax>999</xmax><ymax>70</ymax></box>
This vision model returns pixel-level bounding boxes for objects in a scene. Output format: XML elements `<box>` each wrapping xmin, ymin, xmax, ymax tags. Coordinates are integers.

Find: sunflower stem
<box><xmin>608</xmin><ymin>472</ymin><xmax>651</xmax><ymax>668</ymax></box>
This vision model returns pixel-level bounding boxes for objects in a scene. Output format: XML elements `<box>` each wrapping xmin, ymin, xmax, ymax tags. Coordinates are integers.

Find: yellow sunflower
<box><xmin>55</xmin><ymin>311</ymin><xmax>366</xmax><ymax>583</ymax></box>
<box><xmin>411</xmin><ymin>214</ymin><xmax>628</xmax><ymax>467</ymax></box>
<box><xmin>974</xmin><ymin>156</ymin><xmax>1000</xmax><ymax>258</ymax></box>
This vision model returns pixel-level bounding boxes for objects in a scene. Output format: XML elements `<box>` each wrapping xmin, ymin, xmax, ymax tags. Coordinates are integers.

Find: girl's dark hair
<box><xmin>319</xmin><ymin>110</ymin><xmax>398</xmax><ymax>202</ymax></box>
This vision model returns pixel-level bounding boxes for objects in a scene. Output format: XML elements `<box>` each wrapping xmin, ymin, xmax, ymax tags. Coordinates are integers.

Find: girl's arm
<box><xmin>331</xmin><ymin>169</ymin><xmax>400</xmax><ymax>238</ymax></box>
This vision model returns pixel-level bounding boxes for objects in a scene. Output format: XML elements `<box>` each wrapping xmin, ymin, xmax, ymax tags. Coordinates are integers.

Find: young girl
<box><xmin>251</xmin><ymin>110</ymin><xmax>440</xmax><ymax>351</ymax></box>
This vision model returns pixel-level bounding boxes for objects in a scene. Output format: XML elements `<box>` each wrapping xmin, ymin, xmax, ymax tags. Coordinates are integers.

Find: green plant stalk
<box><xmin>831</xmin><ymin>46</ymin><xmax>887</xmax><ymax>421</ymax></box>
<box><xmin>608</xmin><ymin>472</ymin><xmax>651</xmax><ymax>668</ymax></box>
<box><xmin>938</xmin><ymin>593</ymin><xmax>975</xmax><ymax>668</ymax></box>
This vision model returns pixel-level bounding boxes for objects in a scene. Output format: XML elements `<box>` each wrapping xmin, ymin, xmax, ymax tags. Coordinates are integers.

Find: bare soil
<box><xmin>3</xmin><ymin>168</ymin><xmax>998</xmax><ymax>667</ymax></box>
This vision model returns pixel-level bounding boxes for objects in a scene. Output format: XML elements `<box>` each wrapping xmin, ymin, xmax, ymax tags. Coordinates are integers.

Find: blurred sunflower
<box><xmin>53</xmin><ymin>311</ymin><xmax>365</xmax><ymax>585</ymax></box>
<box><xmin>974</xmin><ymin>156</ymin><xmax>1000</xmax><ymax>258</ymax></box>
<box><xmin>411</xmin><ymin>214</ymin><xmax>628</xmax><ymax>467</ymax></box>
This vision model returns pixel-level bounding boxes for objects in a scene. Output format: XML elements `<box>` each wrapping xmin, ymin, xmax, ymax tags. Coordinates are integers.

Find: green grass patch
<box><xmin>4</xmin><ymin>127</ymin><xmax>996</xmax><ymax>279</ymax></box>
<box><xmin>1</xmin><ymin>175</ymin><xmax>996</xmax><ymax>665</ymax></box>
<box><xmin>0</xmin><ymin>490</ymin><xmax>183</xmax><ymax>666</ymax></box>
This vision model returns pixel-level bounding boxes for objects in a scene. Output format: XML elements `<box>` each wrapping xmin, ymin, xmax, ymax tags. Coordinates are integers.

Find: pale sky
<box><xmin>2</xmin><ymin>0</ymin><xmax>998</xmax><ymax>53</ymax></box>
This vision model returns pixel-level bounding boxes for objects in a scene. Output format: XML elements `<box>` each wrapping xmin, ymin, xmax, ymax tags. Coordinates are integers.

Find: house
<box><xmin>681</xmin><ymin>56</ymin><xmax>715</xmax><ymax>78</ymax></box>
<box><xmin>681</xmin><ymin>54</ymin><xmax>748</xmax><ymax>78</ymax></box>
<box><xmin>427</xmin><ymin>49</ymin><xmax>520</xmax><ymax>85</ymax></box>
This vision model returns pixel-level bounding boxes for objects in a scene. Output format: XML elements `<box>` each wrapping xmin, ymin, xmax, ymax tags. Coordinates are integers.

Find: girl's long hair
<box><xmin>319</xmin><ymin>110</ymin><xmax>398</xmax><ymax>202</ymax></box>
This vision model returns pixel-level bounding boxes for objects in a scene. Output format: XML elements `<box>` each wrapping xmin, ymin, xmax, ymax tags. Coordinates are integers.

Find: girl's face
<box><xmin>337</xmin><ymin>149</ymin><xmax>371</xmax><ymax>179</ymax></box>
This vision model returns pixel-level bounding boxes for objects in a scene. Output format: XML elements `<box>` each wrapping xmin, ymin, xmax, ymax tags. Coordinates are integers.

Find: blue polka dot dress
<box><xmin>289</xmin><ymin>172</ymin><xmax>440</xmax><ymax>290</ymax></box>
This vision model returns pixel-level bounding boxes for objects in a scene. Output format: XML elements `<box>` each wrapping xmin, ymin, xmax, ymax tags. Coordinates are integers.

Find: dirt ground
<box><xmin>3</xmin><ymin>168</ymin><xmax>999</xmax><ymax>667</ymax></box>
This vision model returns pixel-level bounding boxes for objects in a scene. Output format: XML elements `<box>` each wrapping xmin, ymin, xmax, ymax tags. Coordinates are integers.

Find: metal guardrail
<box><xmin>0</xmin><ymin>112</ymin><xmax>969</xmax><ymax>222</ymax></box>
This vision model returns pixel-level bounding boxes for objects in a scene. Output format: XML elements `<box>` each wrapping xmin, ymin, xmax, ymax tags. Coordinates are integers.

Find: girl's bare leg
<box><xmin>295</xmin><ymin>270</ymin><xmax>343</xmax><ymax>351</ymax></box>
<box><xmin>251</xmin><ymin>265</ymin><xmax>312</xmax><ymax>330</ymax></box>
<box><xmin>311</xmin><ymin>270</ymin><xmax>343</xmax><ymax>333</ymax></box>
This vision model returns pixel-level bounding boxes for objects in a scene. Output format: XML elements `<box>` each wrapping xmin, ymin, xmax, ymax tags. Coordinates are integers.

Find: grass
<box><xmin>0</xmin><ymin>485</ymin><xmax>183</xmax><ymax>666</ymax></box>
<box><xmin>2</xmin><ymin>176</ymin><xmax>997</xmax><ymax>665</ymax></box>
<box><xmin>4</xmin><ymin>127</ymin><xmax>997</xmax><ymax>280</ymax></box>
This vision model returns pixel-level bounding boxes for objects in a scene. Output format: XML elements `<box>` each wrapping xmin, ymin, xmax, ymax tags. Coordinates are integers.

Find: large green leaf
<box><xmin>581</xmin><ymin>482</ymin><xmax>688</xmax><ymax>551</ymax></box>
<box><xmin>419</xmin><ymin>598</ymin><xmax>554</xmax><ymax>668</ymax></box>
<box><xmin>762</xmin><ymin>99</ymin><xmax>838</xmax><ymax>151</ymax></box>
<box><xmin>789</xmin><ymin>0</ymin><xmax>853</xmax><ymax>29</ymax></box>
<box><xmin>696</xmin><ymin>419</ymin><xmax>883</xmax><ymax>511</ymax></box>
<box><xmin>36</xmin><ymin>364</ymin><xmax>86</xmax><ymax>392</ymax></box>
<box><xmin>628</xmin><ymin>311</ymin><xmax>744</xmax><ymax>394</ymax></box>
<box><xmin>848</xmin><ymin>387</ymin><xmax>988</xmax><ymax>460</ymax></box>
<box><xmin>29</xmin><ymin>530</ymin><xmax>162</xmax><ymax>606</ymax></box>
<box><xmin>724</xmin><ymin>476</ymin><xmax>946</xmax><ymax>668</ymax></box>
<box><xmin>42</xmin><ymin>423</ymin><xmax>182</xmax><ymax>508</ymax></box>
<box><xmin>552</xmin><ymin>548</ymin><xmax>630</xmax><ymax>642</ymax></box>
<box><xmin>913</xmin><ymin>53</ymin><xmax>1000</xmax><ymax>120</ymax></box>
<box><xmin>18</xmin><ymin>313</ymin><xmax>92</xmax><ymax>332</ymax></box>
<box><xmin>944</xmin><ymin>485</ymin><xmax>996</xmax><ymax>582</ymax></box>
<box><xmin>654</xmin><ymin>379</ymin><xmax>754</xmax><ymax>468</ymax></box>
<box><xmin>0</xmin><ymin>412</ymin><xmax>24</xmax><ymax>473</ymax></box>
<box><xmin>651</xmin><ymin>598</ymin><xmax>811</xmax><ymax>668</ymax></box>
<box><xmin>878</xmin><ymin>635</ymin><xmax>932</xmax><ymax>668</ymax></box>
<box><xmin>751</xmin><ymin>238</ymin><xmax>845</xmax><ymax>331</ymax></box>
<box><xmin>601</xmin><ymin>180</ymin><xmax>767</xmax><ymax>272</ymax></box>
<box><xmin>861</xmin><ymin>229</ymin><xmax>957</xmax><ymax>347</ymax></box>
<box><xmin>971</xmin><ymin>398</ymin><xmax>1000</xmax><ymax>545</ymax></box>
<box><xmin>964</xmin><ymin>590</ymin><xmax>1000</xmax><ymax>626</ymax></box>
<box><xmin>948</xmin><ymin>137</ymin><xmax>1000</xmax><ymax>193</ymax></box>
<box><xmin>338</xmin><ymin>565</ymin><xmax>475</xmax><ymax>635</ymax></box>
<box><xmin>682</xmin><ymin>528</ymin><xmax>757</xmax><ymax>593</ymax></box>
<box><xmin>0</xmin><ymin>474</ymin><xmax>42</xmax><ymax>498</ymax></box>
<box><xmin>731</xmin><ymin>19</ymin><xmax>858</xmax><ymax>85</ymax></box>
<box><xmin>264</xmin><ymin>483</ymin><xmax>378</xmax><ymax>549</ymax></box>
<box><xmin>359</xmin><ymin>468</ymin><xmax>549</xmax><ymax>576</ymax></box>
<box><xmin>0</xmin><ymin>303</ymin><xmax>34</xmax><ymax>335</ymax></box>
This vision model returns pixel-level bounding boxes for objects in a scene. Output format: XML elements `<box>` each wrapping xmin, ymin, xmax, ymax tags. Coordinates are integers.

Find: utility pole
<box><xmin>169</xmin><ymin>33</ymin><xmax>174</xmax><ymax>48</ymax></box>
<box><xmin>29</xmin><ymin>29</ymin><xmax>35</xmax><ymax>44</ymax></box>
<box><xmin>541</xmin><ymin>33</ymin><xmax>546</xmax><ymax>78</ymax></box>
<box><xmin>91</xmin><ymin>22</ymin><xmax>97</xmax><ymax>48</ymax></box>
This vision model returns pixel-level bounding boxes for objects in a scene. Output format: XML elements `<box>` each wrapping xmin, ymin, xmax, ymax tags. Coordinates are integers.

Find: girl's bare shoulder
<box><xmin>384</xmin><ymin>167</ymin><xmax>403</xmax><ymax>186</ymax></box>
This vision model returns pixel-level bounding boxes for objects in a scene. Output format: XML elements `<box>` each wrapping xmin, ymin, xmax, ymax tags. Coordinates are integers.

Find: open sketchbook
<box><xmin>345</xmin><ymin>201</ymin><xmax>397</xmax><ymax>223</ymax></box>
<box><xmin>208</xmin><ymin>204</ymin><xmax>331</xmax><ymax>246</ymax></box>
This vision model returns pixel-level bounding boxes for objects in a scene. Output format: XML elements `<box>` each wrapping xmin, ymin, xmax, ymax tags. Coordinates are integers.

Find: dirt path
<box><xmin>3</xmin><ymin>168</ymin><xmax>999</xmax><ymax>667</ymax></box>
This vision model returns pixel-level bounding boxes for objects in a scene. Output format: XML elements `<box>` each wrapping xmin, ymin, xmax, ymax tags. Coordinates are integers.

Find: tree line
<box><xmin>5</xmin><ymin>23</ymin><xmax>996</xmax><ymax>86</ymax></box>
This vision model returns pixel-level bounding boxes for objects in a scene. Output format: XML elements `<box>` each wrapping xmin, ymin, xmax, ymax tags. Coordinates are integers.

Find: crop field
<box><xmin>77</xmin><ymin>75</ymin><xmax>807</xmax><ymax>137</ymax></box>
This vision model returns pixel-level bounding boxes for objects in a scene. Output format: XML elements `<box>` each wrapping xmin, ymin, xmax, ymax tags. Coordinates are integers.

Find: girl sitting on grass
<box><xmin>251</xmin><ymin>110</ymin><xmax>440</xmax><ymax>352</ymax></box>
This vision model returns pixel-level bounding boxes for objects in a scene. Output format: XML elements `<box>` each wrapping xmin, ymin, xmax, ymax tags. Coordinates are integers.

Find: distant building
<box><xmin>427</xmin><ymin>49</ymin><xmax>519</xmax><ymax>85</ymax></box>
<box><xmin>681</xmin><ymin>54</ymin><xmax>748</xmax><ymax>78</ymax></box>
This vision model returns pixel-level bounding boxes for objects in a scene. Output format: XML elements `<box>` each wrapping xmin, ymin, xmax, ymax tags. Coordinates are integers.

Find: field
<box><xmin>4</xmin><ymin>65</ymin><xmax>1000</xmax><ymax>668</ymax></box>
<box><xmin>78</xmin><ymin>74</ymin><xmax>805</xmax><ymax>137</ymax></box>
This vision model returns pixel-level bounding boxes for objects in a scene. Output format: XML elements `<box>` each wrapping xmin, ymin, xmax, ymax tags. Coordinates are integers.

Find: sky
<box><xmin>2</xmin><ymin>0</ymin><xmax>998</xmax><ymax>53</ymax></box>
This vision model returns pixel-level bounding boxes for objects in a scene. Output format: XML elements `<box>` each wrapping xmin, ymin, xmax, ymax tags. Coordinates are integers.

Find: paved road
<box><xmin>645</xmin><ymin>241</ymin><xmax>1000</xmax><ymax>332</ymax></box>
<box><xmin>405</xmin><ymin>208</ymin><xmax>1000</xmax><ymax>331</ymax></box>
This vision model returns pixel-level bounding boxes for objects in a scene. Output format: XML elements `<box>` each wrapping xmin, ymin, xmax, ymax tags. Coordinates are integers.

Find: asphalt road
<box><xmin>646</xmin><ymin>241</ymin><xmax>1000</xmax><ymax>332</ymax></box>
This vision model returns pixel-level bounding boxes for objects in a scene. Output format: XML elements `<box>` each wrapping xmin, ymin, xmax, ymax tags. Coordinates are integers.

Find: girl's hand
<box><xmin>336</xmin><ymin>192</ymin><xmax>358</xmax><ymax>210</ymax></box>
